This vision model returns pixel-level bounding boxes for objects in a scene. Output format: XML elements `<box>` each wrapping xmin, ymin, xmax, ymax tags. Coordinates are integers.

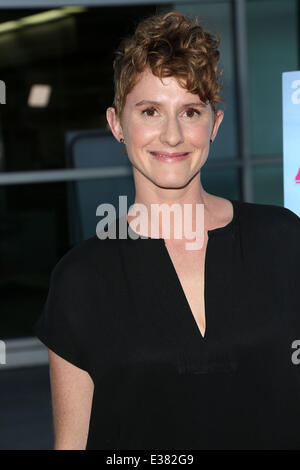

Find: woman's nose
<box><xmin>159</xmin><ymin>117</ymin><xmax>184</xmax><ymax>146</ymax></box>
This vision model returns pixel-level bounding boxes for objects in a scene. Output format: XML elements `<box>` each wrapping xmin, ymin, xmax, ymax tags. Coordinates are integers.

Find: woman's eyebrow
<box><xmin>134</xmin><ymin>100</ymin><xmax>207</xmax><ymax>108</ymax></box>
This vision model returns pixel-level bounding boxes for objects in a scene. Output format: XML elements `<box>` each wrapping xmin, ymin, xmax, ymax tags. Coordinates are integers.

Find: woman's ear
<box><xmin>211</xmin><ymin>109</ymin><xmax>224</xmax><ymax>142</ymax></box>
<box><xmin>106</xmin><ymin>107</ymin><xmax>124</xmax><ymax>143</ymax></box>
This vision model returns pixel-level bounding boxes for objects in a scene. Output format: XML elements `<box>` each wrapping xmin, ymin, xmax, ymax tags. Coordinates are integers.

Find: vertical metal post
<box><xmin>232</xmin><ymin>0</ymin><xmax>253</xmax><ymax>202</ymax></box>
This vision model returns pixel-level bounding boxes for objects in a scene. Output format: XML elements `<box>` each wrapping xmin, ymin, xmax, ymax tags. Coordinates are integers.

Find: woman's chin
<box><xmin>150</xmin><ymin>174</ymin><xmax>192</xmax><ymax>190</ymax></box>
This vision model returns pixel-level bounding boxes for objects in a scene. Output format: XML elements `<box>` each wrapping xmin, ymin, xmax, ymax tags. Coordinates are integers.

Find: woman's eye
<box><xmin>141</xmin><ymin>107</ymin><xmax>158</xmax><ymax>117</ymax></box>
<box><xmin>185</xmin><ymin>108</ymin><xmax>201</xmax><ymax>118</ymax></box>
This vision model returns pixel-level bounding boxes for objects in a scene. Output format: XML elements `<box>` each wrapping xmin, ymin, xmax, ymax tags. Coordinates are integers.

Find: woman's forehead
<box><xmin>126</xmin><ymin>70</ymin><xmax>207</xmax><ymax>106</ymax></box>
<box><xmin>129</xmin><ymin>68</ymin><xmax>185</xmax><ymax>93</ymax></box>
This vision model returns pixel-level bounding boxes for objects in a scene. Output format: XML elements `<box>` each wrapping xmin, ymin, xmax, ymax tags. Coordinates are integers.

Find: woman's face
<box><xmin>107</xmin><ymin>67</ymin><xmax>224</xmax><ymax>189</ymax></box>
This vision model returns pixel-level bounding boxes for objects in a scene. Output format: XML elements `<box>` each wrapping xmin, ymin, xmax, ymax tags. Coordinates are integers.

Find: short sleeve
<box><xmin>34</xmin><ymin>253</ymin><xmax>89</xmax><ymax>372</ymax></box>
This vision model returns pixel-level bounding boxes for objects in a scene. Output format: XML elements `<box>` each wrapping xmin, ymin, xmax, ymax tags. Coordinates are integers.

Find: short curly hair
<box><xmin>112</xmin><ymin>10</ymin><xmax>225</xmax><ymax>124</ymax></box>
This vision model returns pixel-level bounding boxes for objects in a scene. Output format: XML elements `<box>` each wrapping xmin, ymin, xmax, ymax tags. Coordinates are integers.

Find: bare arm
<box><xmin>48</xmin><ymin>348</ymin><xmax>94</xmax><ymax>450</ymax></box>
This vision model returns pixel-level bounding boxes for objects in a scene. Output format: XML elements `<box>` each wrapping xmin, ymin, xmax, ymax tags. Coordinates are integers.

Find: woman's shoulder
<box><xmin>50</xmin><ymin>231</ymin><xmax>121</xmax><ymax>287</ymax></box>
<box><xmin>237</xmin><ymin>200</ymin><xmax>299</xmax><ymax>234</ymax></box>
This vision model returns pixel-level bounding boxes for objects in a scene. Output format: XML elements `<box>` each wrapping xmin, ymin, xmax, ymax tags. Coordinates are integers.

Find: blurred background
<box><xmin>0</xmin><ymin>0</ymin><xmax>299</xmax><ymax>449</ymax></box>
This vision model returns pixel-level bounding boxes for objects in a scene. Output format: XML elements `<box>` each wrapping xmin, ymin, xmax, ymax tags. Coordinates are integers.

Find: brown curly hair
<box><xmin>112</xmin><ymin>10</ymin><xmax>225</xmax><ymax>124</ymax></box>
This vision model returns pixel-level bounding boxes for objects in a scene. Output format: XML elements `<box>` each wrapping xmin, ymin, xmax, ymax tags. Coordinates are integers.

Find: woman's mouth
<box><xmin>148</xmin><ymin>151</ymin><xmax>191</xmax><ymax>162</ymax></box>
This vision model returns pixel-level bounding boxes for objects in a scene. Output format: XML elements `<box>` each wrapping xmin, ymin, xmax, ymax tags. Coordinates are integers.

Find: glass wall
<box><xmin>0</xmin><ymin>5</ymin><xmax>159</xmax><ymax>172</ymax></box>
<box><xmin>246</xmin><ymin>0</ymin><xmax>299</xmax><ymax>204</ymax></box>
<box><xmin>247</xmin><ymin>0</ymin><xmax>298</xmax><ymax>158</ymax></box>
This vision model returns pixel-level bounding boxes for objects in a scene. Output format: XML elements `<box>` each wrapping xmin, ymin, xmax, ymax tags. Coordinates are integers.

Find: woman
<box><xmin>35</xmin><ymin>11</ymin><xmax>300</xmax><ymax>450</ymax></box>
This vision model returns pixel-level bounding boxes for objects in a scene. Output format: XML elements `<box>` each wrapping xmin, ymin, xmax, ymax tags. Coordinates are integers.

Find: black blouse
<box><xmin>34</xmin><ymin>198</ymin><xmax>300</xmax><ymax>450</ymax></box>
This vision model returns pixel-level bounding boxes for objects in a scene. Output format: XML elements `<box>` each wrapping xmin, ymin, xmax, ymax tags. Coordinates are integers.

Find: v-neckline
<box><xmin>160</xmin><ymin>239</ymin><xmax>208</xmax><ymax>339</ymax></box>
<box><xmin>125</xmin><ymin>198</ymin><xmax>239</xmax><ymax>342</ymax></box>
<box><xmin>156</xmin><ymin>198</ymin><xmax>239</xmax><ymax>341</ymax></box>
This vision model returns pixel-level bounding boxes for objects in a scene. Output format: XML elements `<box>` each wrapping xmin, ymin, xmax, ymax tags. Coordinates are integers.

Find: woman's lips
<box><xmin>148</xmin><ymin>151</ymin><xmax>191</xmax><ymax>162</ymax></box>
